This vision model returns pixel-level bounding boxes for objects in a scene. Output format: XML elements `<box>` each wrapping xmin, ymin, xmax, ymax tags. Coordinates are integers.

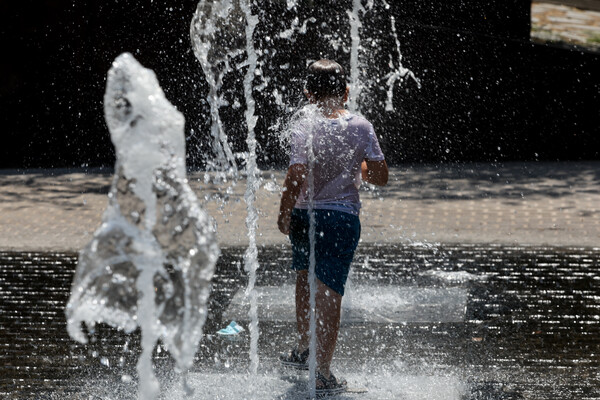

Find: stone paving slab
<box><xmin>1</xmin><ymin>161</ymin><xmax>599</xmax><ymax>251</ymax></box>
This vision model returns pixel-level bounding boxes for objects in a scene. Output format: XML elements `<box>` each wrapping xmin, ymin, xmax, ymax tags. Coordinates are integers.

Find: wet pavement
<box><xmin>1</xmin><ymin>162</ymin><xmax>599</xmax><ymax>399</ymax></box>
<box><xmin>1</xmin><ymin>244</ymin><xmax>599</xmax><ymax>399</ymax></box>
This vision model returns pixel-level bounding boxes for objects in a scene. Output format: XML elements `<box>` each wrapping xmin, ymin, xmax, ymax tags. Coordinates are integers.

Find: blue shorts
<box><xmin>289</xmin><ymin>208</ymin><xmax>361</xmax><ymax>296</ymax></box>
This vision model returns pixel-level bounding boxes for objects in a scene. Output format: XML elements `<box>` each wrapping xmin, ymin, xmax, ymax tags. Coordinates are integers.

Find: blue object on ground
<box><xmin>217</xmin><ymin>321</ymin><xmax>245</xmax><ymax>336</ymax></box>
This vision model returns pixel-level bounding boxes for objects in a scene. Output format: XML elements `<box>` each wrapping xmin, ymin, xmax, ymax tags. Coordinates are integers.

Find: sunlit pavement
<box><xmin>1</xmin><ymin>162</ymin><xmax>599</xmax><ymax>399</ymax></box>
<box><xmin>1</xmin><ymin>162</ymin><xmax>599</xmax><ymax>251</ymax></box>
<box><xmin>531</xmin><ymin>2</ymin><xmax>600</xmax><ymax>50</ymax></box>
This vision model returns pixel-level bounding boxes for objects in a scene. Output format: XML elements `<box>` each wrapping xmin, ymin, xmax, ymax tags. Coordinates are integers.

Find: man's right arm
<box><xmin>277</xmin><ymin>163</ymin><xmax>307</xmax><ymax>235</ymax></box>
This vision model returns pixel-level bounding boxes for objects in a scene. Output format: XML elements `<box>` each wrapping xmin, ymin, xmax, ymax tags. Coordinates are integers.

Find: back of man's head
<box><xmin>305</xmin><ymin>59</ymin><xmax>347</xmax><ymax>100</ymax></box>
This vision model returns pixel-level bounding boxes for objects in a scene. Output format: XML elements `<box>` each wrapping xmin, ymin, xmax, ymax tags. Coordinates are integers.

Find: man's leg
<box><xmin>296</xmin><ymin>271</ymin><xmax>343</xmax><ymax>378</ymax></box>
<box><xmin>315</xmin><ymin>278</ymin><xmax>342</xmax><ymax>378</ymax></box>
<box><xmin>296</xmin><ymin>270</ymin><xmax>310</xmax><ymax>351</ymax></box>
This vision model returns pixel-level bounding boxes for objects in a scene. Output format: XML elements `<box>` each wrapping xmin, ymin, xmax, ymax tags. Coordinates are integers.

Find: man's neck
<box><xmin>317</xmin><ymin>102</ymin><xmax>347</xmax><ymax>119</ymax></box>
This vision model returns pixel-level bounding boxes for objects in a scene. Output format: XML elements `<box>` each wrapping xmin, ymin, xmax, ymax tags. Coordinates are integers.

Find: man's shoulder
<box><xmin>345</xmin><ymin>113</ymin><xmax>374</xmax><ymax>132</ymax></box>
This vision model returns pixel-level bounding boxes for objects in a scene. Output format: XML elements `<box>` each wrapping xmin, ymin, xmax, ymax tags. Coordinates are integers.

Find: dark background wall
<box><xmin>1</xmin><ymin>0</ymin><xmax>599</xmax><ymax>169</ymax></box>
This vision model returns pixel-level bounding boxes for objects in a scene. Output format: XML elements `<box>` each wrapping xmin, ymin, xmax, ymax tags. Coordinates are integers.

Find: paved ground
<box><xmin>532</xmin><ymin>2</ymin><xmax>600</xmax><ymax>50</ymax></box>
<box><xmin>2</xmin><ymin>246</ymin><xmax>600</xmax><ymax>399</ymax></box>
<box><xmin>1</xmin><ymin>161</ymin><xmax>599</xmax><ymax>251</ymax></box>
<box><xmin>2</xmin><ymin>162</ymin><xmax>600</xmax><ymax>399</ymax></box>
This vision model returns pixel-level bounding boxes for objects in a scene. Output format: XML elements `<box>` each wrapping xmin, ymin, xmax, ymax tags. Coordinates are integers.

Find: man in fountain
<box><xmin>277</xmin><ymin>59</ymin><xmax>389</xmax><ymax>395</ymax></box>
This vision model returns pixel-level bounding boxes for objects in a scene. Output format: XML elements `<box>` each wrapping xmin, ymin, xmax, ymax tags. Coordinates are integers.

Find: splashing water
<box><xmin>59</xmin><ymin>2</ymin><xmax>424</xmax><ymax>398</ymax></box>
<box><xmin>239</xmin><ymin>0</ymin><xmax>262</xmax><ymax>375</ymax></box>
<box><xmin>190</xmin><ymin>0</ymin><xmax>421</xmax><ymax>395</ymax></box>
<box><xmin>191</xmin><ymin>0</ymin><xmax>247</xmax><ymax>174</ymax></box>
<box><xmin>285</xmin><ymin>105</ymin><xmax>348</xmax><ymax>397</ymax></box>
<box><xmin>191</xmin><ymin>0</ymin><xmax>263</xmax><ymax>375</ymax></box>
<box><xmin>65</xmin><ymin>53</ymin><xmax>219</xmax><ymax>400</ymax></box>
<box><xmin>347</xmin><ymin>0</ymin><xmax>374</xmax><ymax>113</ymax></box>
<box><xmin>384</xmin><ymin>11</ymin><xmax>421</xmax><ymax>111</ymax></box>
<box><xmin>342</xmin><ymin>255</ymin><xmax>365</xmax><ymax>316</ymax></box>
<box><xmin>306</xmin><ymin>119</ymin><xmax>318</xmax><ymax>398</ymax></box>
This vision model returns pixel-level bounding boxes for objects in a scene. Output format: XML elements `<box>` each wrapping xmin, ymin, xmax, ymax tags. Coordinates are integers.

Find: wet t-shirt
<box><xmin>289</xmin><ymin>112</ymin><xmax>385</xmax><ymax>215</ymax></box>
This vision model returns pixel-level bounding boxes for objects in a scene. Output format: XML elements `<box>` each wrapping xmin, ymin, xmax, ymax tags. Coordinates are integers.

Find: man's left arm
<box><xmin>361</xmin><ymin>159</ymin><xmax>388</xmax><ymax>186</ymax></box>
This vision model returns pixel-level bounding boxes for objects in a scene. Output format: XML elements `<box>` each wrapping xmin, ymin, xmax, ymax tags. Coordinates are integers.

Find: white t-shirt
<box><xmin>289</xmin><ymin>111</ymin><xmax>385</xmax><ymax>215</ymax></box>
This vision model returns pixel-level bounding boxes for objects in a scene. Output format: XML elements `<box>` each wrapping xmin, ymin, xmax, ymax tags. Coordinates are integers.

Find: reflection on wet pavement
<box><xmin>1</xmin><ymin>244</ymin><xmax>599</xmax><ymax>399</ymax></box>
<box><xmin>224</xmin><ymin>285</ymin><xmax>469</xmax><ymax>323</ymax></box>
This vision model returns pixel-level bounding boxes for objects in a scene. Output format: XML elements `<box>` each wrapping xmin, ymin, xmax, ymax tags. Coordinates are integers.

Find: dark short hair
<box><xmin>305</xmin><ymin>59</ymin><xmax>347</xmax><ymax>99</ymax></box>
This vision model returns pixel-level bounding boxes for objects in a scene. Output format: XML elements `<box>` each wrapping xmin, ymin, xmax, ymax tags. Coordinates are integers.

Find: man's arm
<box><xmin>278</xmin><ymin>163</ymin><xmax>307</xmax><ymax>235</ymax></box>
<box><xmin>361</xmin><ymin>159</ymin><xmax>389</xmax><ymax>186</ymax></box>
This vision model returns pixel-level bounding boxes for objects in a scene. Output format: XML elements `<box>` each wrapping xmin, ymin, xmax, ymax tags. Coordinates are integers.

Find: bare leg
<box><xmin>295</xmin><ymin>270</ymin><xmax>310</xmax><ymax>351</ymax></box>
<box><xmin>295</xmin><ymin>271</ymin><xmax>343</xmax><ymax>378</ymax></box>
<box><xmin>315</xmin><ymin>278</ymin><xmax>342</xmax><ymax>378</ymax></box>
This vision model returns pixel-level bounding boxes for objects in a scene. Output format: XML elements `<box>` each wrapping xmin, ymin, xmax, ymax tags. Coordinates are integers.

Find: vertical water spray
<box><xmin>65</xmin><ymin>53</ymin><xmax>219</xmax><ymax>400</ymax></box>
<box><xmin>278</xmin><ymin>0</ymin><xmax>315</xmax><ymax>40</ymax></box>
<box><xmin>191</xmin><ymin>0</ymin><xmax>263</xmax><ymax>374</ymax></box>
<box><xmin>306</xmin><ymin>123</ymin><xmax>318</xmax><ymax>399</ymax></box>
<box><xmin>191</xmin><ymin>0</ymin><xmax>247</xmax><ymax>174</ymax></box>
<box><xmin>347</xmin><ymin>0</ymin><xmax>373</xmax><ymax>113</ymax></box>
<box><xmin>384</xmin><ymin>12</ymin><xmax>421</xmax><ymax>111</ymax></box>
<box><xmin>285</xmin><ymin>105</ymin><xmax>321</xmax><ymax>397</ymax></box>
<box><xmin>239</xmin><ymin>0</ymin><xmax>262</xmax><ymax>375</ymax></box>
